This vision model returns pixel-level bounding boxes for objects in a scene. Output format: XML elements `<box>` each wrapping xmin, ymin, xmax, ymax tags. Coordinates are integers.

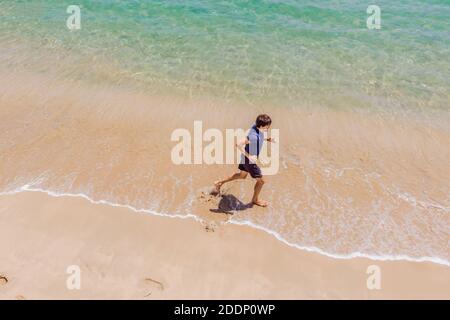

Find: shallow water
<box><xmin>1</xmin><ymin>0</ymin><xmax>449</xmax><ymax>112</ymax></box>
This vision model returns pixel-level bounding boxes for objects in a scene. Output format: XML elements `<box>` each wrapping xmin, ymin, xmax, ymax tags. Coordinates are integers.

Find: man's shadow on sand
<box><xmin>209</xmin><ymin>194</ymin><xmax>253</xmax><ymax>215</ymax></box>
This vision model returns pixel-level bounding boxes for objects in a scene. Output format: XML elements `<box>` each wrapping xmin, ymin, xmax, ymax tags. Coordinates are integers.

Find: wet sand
<box><xmin>0</xmin><ymin>191</ymin><xmax>448</xmax><ymax>300</ymax></box>
<box><xmin>1</xmin><ymin>70</ymin><xmax>449</xmax><ymax>264</ymax></box>
<box><xmin>1</xmin><ymin>69</ymin><xmax>449</xmax><ymax>299</ymax></box>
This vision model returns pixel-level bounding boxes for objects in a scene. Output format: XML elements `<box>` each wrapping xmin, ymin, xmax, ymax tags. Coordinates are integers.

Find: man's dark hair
<box><xmin>255</xmin><ymin>114</ymin><xmax>272</xmax><ymax>128</ymax></box>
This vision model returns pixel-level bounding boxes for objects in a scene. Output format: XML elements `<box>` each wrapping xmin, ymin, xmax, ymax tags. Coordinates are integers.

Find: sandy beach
<box><xmin>1</xmin><ymin>1</ymin><xmax>450</xmax><ymax>301</ymax></box>
<box><xmin>0</xmin><ymin>191</ymin><xmax>448</xmax><ymax>300</ymax></box>
<box><xmin>1</xmin><ymin>70</ymin><xmax>449</xmax><ymax>265</ymax></box>
<box><xmin>1</xmin><ymin>71</ymin><xmax>449</xmax><ymax>301</ymax></box>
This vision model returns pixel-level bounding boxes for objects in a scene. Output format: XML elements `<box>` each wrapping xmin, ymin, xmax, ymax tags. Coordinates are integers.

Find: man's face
<box><xmin>260</xmin><ymin>124</ymin><xmax>271</xmax><ymax>132</ymax></box>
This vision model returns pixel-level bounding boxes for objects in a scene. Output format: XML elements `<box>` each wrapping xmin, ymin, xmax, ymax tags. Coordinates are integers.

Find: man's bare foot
<box><xmin>252</xmin><ymin>199</ymin><xmax>269</xmax><ymax>207</ymax></box>
<box><xmin>211</xmin><ymin>181</ymin><xmax>222</xmax><ymax>196</ymax></box>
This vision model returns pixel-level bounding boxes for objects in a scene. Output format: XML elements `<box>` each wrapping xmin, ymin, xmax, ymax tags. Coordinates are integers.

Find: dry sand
<box><xmin>0</xmin><ymin>191</ymin><xmax>448</xmax><ymax>300</ymax></box>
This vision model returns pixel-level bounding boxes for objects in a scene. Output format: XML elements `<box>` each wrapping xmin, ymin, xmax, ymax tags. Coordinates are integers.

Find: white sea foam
<box><xmin>1</xmin><ymin>185</ymin><xmax>449</xmax><ymax>268</ymax></box>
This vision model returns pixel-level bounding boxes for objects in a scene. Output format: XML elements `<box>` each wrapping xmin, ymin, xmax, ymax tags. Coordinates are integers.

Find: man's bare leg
<box><xmin>212</xmin><ymin>171</ymin><xmax>248</xmax><ymax>195</ymax></box>
<box><xmin>252</xmin><ymin>177</ymin><xmax>268</xmax><ymax>207</ymax></box>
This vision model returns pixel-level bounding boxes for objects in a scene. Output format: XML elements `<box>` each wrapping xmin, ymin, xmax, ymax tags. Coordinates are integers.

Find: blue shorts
<box><xmin>238</xmin><ymin>163</ymin><xmax>262</xmax><ymax>178</ymax></box>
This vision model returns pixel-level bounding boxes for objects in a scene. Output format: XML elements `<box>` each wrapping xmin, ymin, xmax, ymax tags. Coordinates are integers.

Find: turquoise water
<box><xmin>1</xmin><ymin>0</ymin><xmax>449</xmax><ymax>112</ymax></box>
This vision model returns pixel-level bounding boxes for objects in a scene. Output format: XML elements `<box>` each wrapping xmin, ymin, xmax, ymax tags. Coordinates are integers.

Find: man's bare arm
<box><xmin>236</xmin><ymin>139</ymin><xmax>257</xmax><ymax>163</ymax></box>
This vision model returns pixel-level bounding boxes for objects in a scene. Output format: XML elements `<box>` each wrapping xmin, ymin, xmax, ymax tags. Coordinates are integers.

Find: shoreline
<box><xmin>3</xmin><ymin>187</ymin><xmax>449</xmax><ymax>268</ymax></box>
<box><xmin>0</xmin><ymin>190</ymin><xmax>449</xmax><ymax>299</ymax></box>
<box><xmin>1</xmin><ymin>70</ymin><xmax>449</xmax><ymax>278</ymax></box>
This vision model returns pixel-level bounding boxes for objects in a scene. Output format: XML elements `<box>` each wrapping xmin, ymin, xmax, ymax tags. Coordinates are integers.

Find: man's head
<box><xmin>255</xmin><ymin>114</ymin><xmax>272</xmax><ymax>131</ymax></box>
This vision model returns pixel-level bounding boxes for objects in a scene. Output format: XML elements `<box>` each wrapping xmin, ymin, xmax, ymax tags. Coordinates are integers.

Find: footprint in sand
<box><xmin>202</xmin><ymin>221</ymin><xmax>218</xmax><ymax>232</ymax></box>
<box><xmin>198</xmin><ymin>189</ymin><xmax>218</xmax><ymax>204</ymax></box>
<box><xmin>0</xmin><ymin>275</ymin><xmax>8</xmax><ymax>286</ymax></box>
<box><xmin>139</xmin><ymin>277</ymin><xmax>164</xmax><ymax>298</ymax></box>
